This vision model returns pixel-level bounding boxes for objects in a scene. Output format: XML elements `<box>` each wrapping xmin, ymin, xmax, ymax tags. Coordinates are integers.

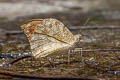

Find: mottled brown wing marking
<box><xmin>29</xmin><ymin>24</ymin><xmax>36</xmax><ymax>35</ymax></box>
<box><xmin>34</xmin><ymin>32</ymin><xmax>69</xmax><ymax>44</ymax></box>
<box><xmin>20</xmin><ymin>19</ymin><xmax>43</xmax><ymax>42</ymax></box>
<box><xmin>35</xmin><ymin>19</ymin><xmax>75</xmax><ymax>44</ymax></box>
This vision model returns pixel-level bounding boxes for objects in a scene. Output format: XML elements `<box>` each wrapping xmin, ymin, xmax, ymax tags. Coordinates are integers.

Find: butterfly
<box><xmin>20</xmin><ymin>18</ymin><xmax>81</xmax><ymax>58</ymax></box>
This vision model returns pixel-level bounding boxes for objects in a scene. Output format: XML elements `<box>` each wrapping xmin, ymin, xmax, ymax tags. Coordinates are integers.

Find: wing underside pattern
<box><xmin>20</xmin><ymin>18</ymin><xmax>76</xmax><ymax>58</ymax></box>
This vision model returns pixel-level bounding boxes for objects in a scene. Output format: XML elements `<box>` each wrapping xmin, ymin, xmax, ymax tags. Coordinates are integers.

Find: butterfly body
<box><xmin>21</xmin><ymin>18</ymin><xmax>81</xmax><ymax>58</ymax></box>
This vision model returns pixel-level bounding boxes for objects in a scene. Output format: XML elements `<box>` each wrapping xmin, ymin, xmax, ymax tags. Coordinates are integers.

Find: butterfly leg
<box><xmin>47</xmin><ymin>58</ymin><xmax>56</xmax><ymax>69</ymax></box>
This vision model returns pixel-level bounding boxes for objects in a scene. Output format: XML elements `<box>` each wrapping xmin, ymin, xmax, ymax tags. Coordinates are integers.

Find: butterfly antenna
<box><xmin>77</xmin><ymin>18</ymin><xmax>90</xmax><ymax>41</ymax></box>
<box><xmin>83</xmin><ymin>18</ymin><xmax>90</xmax><ymax>26</ymax></box>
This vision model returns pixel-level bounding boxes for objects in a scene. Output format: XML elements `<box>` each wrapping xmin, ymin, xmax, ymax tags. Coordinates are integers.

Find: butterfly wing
<box><xmin>20</xmin><ymin>18</ymin><xmax>76</xmax><ymax>58</ymax></box>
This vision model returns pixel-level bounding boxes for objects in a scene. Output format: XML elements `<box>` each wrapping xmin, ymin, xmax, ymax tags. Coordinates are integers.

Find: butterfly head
<box><xmin>71</xmin><ymin>34</ymin><xmax>81</xmax><ymax>48</ymax></box>
<box><xmin>74</xmin><ymin>34</ymin><xmax>81</xmax><ymax>43</ymax></box>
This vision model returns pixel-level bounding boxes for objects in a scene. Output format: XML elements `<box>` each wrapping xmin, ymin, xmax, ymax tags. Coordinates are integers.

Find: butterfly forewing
<box><xmin>20</xmin><ymin>18</ymin><xmax>76</xmax><ymax>58</ymax></box>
